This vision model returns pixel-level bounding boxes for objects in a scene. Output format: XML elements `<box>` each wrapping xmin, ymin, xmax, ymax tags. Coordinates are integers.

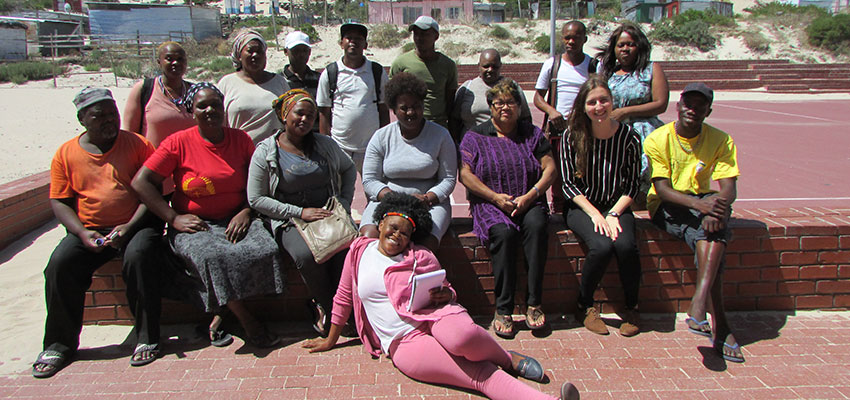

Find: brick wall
<box><xmin>0</xmin><ymin>172</ymin><xmax>52</xmax><ymax>250</ymax></box>
<box><xmin>82</xmin><ymin>208</ymin><xmax>850</xmax><ymax>325</ymax></box>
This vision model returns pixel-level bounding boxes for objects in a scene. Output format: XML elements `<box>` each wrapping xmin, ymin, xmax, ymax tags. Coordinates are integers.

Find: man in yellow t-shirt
<box><xmin>644</xmin><ymin>83</ymin><xmax>744</xmax><ymax>363</ymax></box>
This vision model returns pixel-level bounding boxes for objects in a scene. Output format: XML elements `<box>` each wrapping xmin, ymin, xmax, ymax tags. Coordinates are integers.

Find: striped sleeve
<box><xmin>622</xmin><ymin>125</ymin><xmax>642</xmax><ymax>200</ymax></box>
<box><xmin>559</xmin><ymin>134</ymin><xmax>584</xmax><ymax>199</ymax></box>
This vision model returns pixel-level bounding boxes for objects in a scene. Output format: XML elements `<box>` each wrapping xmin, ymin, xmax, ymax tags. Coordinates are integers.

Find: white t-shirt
<box><xmin>218</xmin><ymin>72</ymin><xmax>290</xmax><ymax>144</ymax></box>
<box><xmin>357</xmin><ymin>241</ymin><xmax>421</xmax><ymax>353</ymax></box>
<box><xmin>316</xmin><ymin>59</ymin><xmax>389</xmax><ymax>153</ymax></box>
<box><xmin>534</xmin><ymin>54</ymin><xmax>592</xmax><ymax>116</ymax></box>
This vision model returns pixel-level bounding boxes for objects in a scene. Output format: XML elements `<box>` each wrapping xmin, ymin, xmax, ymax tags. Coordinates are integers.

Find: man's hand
<box><xmin>701</xmin><ymin>215</ymin><xmax>726</xmax><ymax>233</ymax></box>
<box><xmin>547</xmin><ymin>111</ymin><xmax>566</xmax><ymax>133</ymax></box>
<box><xmin>78</xmin><ymin>230</ymin><xmax>107</xmax><ymax>252</ymax></box>
<box><xmin>104</xmin><ymin>224</ymin><xmax>131</xmax><ymax>249</ymax></box>
<box><xmin>693</xmin><ymin>195</ymin><xmax>729</xmax><ymax>219</ymax></box>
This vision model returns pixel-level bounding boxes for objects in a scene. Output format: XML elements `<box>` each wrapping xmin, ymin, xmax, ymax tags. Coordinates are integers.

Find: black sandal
<box><xmin>492</xmin><ymin>312</ymin><xmax>515</xmax><ymax>339</ymax></box>
<box><xmin>32</xmin><ymin>350</ymin><xmax>68</xmax><ymax>378</ymax></box>
<box><xmin>130</xmin><ymin>343</ymin><xmax>160</xmax><ymax>367</ymax></box>
<box><xmin>309</xmin><ymin>299</ymin><xmax>329</xmax><ymax>337</ymax></box>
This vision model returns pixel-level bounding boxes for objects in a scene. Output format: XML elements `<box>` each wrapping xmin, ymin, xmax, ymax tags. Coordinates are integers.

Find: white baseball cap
<box><xmin>409</xmin><ymin>15</ymin><xmax>439</xmax><ymax>33</ymax></box>
<box><xmin>284</xmin><ymin>31</ymin><xmax>311</xmax><ymax>49</ymax></box>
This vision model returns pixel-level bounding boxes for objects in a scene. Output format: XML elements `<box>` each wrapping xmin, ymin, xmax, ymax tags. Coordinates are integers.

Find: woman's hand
<box><xmin>429</xmin><ymin>286</ymin><xmax>453</xmax><ymax>307</ymax></box>
<box><xmin>605</xmin><ymin>215</ymin><xmax>622</xmax><ymax>241</ymax></box>
<box><xmin>225</xmin><ymin>209</ymin><xmax>252</xmax><ymax>243</ymax></box>
<box><xmin>172</xmin><ymin>214</ymin><xmax>210</xmax><ymax>233</ymax></box>
<box><xmin>611</xmin><ymin>108</ymin><xmax>628</xmax><ymax>122</ymax></box>
<box><xmin>492</xmin><ymin>193</ymin><xmax>516</xmax><ymax>214</ymax></box>
<box><xmin>301</xmin><ymin>207</ymin><xmax>333</xmax><ymax>222</ymax></box>
<box><xmin>510</xmin><ymin>193</ymin><xmax>536</xmax><ymax>217</ymax></box>
<box><xmin>302</xmin><ymin>337</ymin><xmax>335</xmax><ymax>353</ymax></box>
<box><xmin>411</xmin><ymin>192</ymin><xmax>429</xmax><ymax>206</ymax></box>
<box><xmin>590</xmin><ymin>212</ymin><xmax>614</xmax><ymax>238</ymax></box>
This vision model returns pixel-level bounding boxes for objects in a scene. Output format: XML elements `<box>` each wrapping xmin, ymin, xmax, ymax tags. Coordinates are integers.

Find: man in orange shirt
<box><xmin>33</xmin><ymin>88</ymin><xmax>166</xmax><ymax>378</ymax></box>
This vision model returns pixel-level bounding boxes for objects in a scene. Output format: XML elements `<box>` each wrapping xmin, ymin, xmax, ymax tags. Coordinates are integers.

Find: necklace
<box><xmin>674</xmin><ymin>123</ymin><xmax>702</xmax><ymax>154</ymax></box>
<box><xmin>159</xmin><ymin>76</ymin><xmax>187</xmax><ymax>107</ymax></box>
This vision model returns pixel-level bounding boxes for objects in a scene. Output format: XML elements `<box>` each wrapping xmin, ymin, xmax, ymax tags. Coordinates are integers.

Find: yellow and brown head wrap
<box><xmin>272</xmin><ymin>88</ymin><xmax>316</xmax><ymax>123</ymax></box>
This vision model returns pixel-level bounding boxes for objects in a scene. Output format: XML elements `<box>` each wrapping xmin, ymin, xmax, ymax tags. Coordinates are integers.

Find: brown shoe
<box><xmin>578</xmin><ymin>307</ymin><xmax>608</xmax><ymax>335</ymax></box>
<box><xmin>619</xmin><ymin>309</ymin><xmax>640</xmax><ymax>337</ymax></box>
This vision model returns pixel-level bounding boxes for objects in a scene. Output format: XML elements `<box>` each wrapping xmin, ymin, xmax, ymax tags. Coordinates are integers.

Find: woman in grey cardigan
<box><xmin>247</xmin><ymin>89</ymin><xmax>356</xmax><ymax>336</ymax></box>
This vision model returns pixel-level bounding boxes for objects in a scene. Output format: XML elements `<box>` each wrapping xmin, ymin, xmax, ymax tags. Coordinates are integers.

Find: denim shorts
<box><xmin>651</xmin><ymin>195</ymin><xmax>732</xmax><ymax>271</ymax></box>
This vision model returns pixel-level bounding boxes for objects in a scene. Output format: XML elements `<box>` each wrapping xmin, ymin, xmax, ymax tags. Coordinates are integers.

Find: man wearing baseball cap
<box><xmin>283</xmin><ymin>30</ymin><xmax>320</xmax><ymax>132</ymax></box>
<box><xmin>317</xmin><ymin>22</ymin><xmax>389</xmax><ymax>175</ymax></box>
<box><xmin>283</xmin><ymin>31</ymin><xmax>319</xmax><ymax>100</ymax></box>
<box><xmin>33</xmin><ymin>88</ymin><xmax>169</xmax><ymax>378</ymax></box>
<box><xmin>644</xmin><ymin>83</ymin><xmax>744</xmax><ymax>364</ymax></box>
<box><xmin>390</xmin><ymin>15</ymin><xmax>458</xmax><ymax>128</ymax></box>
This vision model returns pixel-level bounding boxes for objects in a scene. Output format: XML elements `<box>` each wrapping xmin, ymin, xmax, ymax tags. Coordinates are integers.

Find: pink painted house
<box><xmin>368</xmin><ymin>0</ymin><xmax>474</xmax><ymax>25</ymax></box>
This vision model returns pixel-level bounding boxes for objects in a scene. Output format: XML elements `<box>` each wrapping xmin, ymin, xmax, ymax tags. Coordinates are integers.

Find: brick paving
<box><xmin>3</xmin><ymin>311</ymin><xmax>850</xmax><ymax>399</ymax></box>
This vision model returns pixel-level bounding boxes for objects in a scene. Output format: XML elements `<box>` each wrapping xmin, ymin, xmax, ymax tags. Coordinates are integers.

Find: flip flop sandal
<box><xmin>130</xmin><ymin>343</ymin><xmax>160</xmax><ymax>367</ymax></box>
<box><xmin>492</xmin><ymin>312</ymin><xmax>515</xmax><ymax>339</ymax></box>
<box><xmin>210</xmin><ymin>327</ymin><xmax>234</xmax><ymax>347</ymax></box>
<box><xmin>525</xmin><ymin>305</ymin><xmax>546</xmax><ymax>330</ymax></box>
<box><xmin>714</xmin><ymin>340</ymin><xmax>745</xmax><ymax>363</ymax></box>
<box><xmin>309</xmin><ymin>299</ymin><xmax>329</xmax><ymax>337</ymax></box>
<box><xmin>508</xmin><ymin>350</ymin><xmax>545</xmax><ymax>383</ymax></box>
<box><xmin>32</xmin><ymin>350</ymin><xmax>67</xmax><ymax>378</ymax></box>
<box><xmin>685</xmin><ymin>316</ymin><xmax>712</xmax><ymax>337</ymax></box>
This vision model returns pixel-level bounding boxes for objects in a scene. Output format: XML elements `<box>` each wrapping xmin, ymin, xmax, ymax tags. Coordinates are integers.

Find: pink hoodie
<box><xmin>330</xmin><ymin>236</ymin><xmax>467</xmax><ymax>357</ymax></box>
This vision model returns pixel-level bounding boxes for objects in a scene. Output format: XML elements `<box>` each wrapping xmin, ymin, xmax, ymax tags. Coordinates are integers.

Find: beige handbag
<box><xmin>291</xmin><ymin>196</ymin><xmax>358</xmax><ymax>264</ymax></box>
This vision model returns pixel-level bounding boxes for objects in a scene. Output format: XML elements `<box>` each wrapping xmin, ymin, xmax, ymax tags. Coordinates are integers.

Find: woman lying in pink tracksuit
<box><xmin>303</xmin><ymin>192</ymin><xmax>580</xmax><ymax>400</ymax></box>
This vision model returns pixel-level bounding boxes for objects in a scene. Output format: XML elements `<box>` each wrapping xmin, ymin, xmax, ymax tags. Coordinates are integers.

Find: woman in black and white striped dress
<box><xmin>561</xmin><ymin>75</ymin><xmax>643</xmax><ymax>337</ymax></box>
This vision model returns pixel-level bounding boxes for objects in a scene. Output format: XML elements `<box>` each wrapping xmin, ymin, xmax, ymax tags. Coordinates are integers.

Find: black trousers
<box><xmin>277</xmin><ymin>225</ymin><xmax>345</xmax><ymax>315</ymax></box>
<box><xmin>43</xmin><ymin>223</ymin><xmax>168</xmax><ymax>355</ymax></box>
<box><xmin>488</xmin><ymin>206</ymin><xmax>549</xmax><ymax>316</ymax></box>
<box><xmin>565</xmin><ymin>207</ymin><xmax>641</xmax><ymax>310</ymax></box>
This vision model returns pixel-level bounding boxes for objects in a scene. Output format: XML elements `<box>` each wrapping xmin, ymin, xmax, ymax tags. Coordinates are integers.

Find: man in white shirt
<box><xmin>317</xmin><ymin>22</ymin><xmax>390</xmax><ymax>173</ymax></box>
<box><xmin>533</xmin><ymin>20</ymin><xmax>595</xmax><ymax>135</ymax></box>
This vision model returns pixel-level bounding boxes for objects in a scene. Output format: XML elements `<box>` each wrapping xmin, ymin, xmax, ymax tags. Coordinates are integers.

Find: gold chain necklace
<box><xmin>674</xmin><ymin>123</ymin><xmax>703</xmax><ymax>154</ymax></box>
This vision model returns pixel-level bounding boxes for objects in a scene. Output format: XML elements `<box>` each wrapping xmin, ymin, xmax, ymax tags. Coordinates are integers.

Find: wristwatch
<box><xmin>607</xmin><ymin>211</ymin><xmax>621</xmax><ymax>218</ymax></box>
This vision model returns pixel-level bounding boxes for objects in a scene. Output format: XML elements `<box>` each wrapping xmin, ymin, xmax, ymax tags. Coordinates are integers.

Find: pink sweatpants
<box><xmin>389</xmin><ymin>312</ymin><xmax>558</xmax><ymax>400</ymax></box>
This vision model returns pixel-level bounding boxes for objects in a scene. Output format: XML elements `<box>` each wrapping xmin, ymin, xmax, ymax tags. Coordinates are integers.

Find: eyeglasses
<box><xmin>491</xmin><ymin>100</ymin><xmax>518</xmax><ymax>108</ymax></box>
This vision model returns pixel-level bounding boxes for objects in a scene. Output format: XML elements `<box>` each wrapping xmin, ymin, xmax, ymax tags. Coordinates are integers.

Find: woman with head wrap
<box><xmin>218</xmin><ymin>29</ymin><xmax>290</xmax><ymax>144</ymax></box>
<box><xmin>132</xmin><ymin>82</ymin><xmax>284</xmax><ymax>349</ymax></box>
<box><xmin>247</xmin><ymin>89</ymin><xmax>356</xmax><ymax>336</ymax></box>
<box><xmin>303</xmin><ymin>192</ymin><xmax>581</xmax><ymax>400</ymax></box>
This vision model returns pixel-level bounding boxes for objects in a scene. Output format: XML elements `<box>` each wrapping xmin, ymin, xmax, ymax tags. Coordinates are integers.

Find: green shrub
<box><xmin>489</xmin><ymin>25</ymin><xmax>511</xmax><ymax>40</ymax></box>
<box><xmin>650</xmin><ymin>19</ymin><xmax>716</xmax><ymax>51</ymax></box>
<box><xmin>440</xmin><ymin>41</ymin><xmax>468</xmax><ymax>59</ymax></box>
<box><xmin>510</xmin><ymin>18</ymin><xmax>530</xmax><ymax>29</ymax></box>
<box><xmin>741</xmin><ymin>30</ymin><xmax>770</xmax><ymax>53</ymax></box>
<box><xmin>806</xmin><ymin>14</ymin><xmax>850</xmax><ymax>53</ymax></box>
<box><xmin>186</xmin><ymin>56</ymin><xmax>233</xmax><ymax>81</ymax></box>
<box><xmin>0</xmin><ymin>61</ymin><xmax>65</xmax><ymax>84</ymax></box>
<box><xmin>402</xmin><ymin>42</ymin><xmax>415</xmax><ymax>53</ymax></box>
<box><xmin>298</xmin><ymin>23</ymin><xmax>320</xmax><ymax>44</ymax></box>
<box><xmin>112</xmin><ymin>60</ymin><xmax>147</xmax><ymax>79</ymax></box>
<box><xmin>533</xmin><ymin>34</ymin><xmax>565</xmax><ymax>54</ymax></box>
<box><xmin>370</xmin><ymin>23</ymin><xmax>407</xmax><ymax>48</ymax></box>
<box><xmin>745</xmin><ymin>1</ymin><xmax>827</xmax><ymax>18</ymax></box>
<box><xmin>83</xmin><ymin>63</ymin><xmax>101</xmax><ymax>72</ymax></box>
<box><xmin>671</xmin><ymin>9</ymin><xmax>735</xmax><ymax>27</ymax></box>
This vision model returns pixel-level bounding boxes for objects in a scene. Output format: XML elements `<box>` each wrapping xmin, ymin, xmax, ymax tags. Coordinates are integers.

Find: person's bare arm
<box><xmin>318</xmin><ymin>106</ymin><xmax>332</xmax><ymax>135</ymax></box>
<box><xmin>512</xmin><ymin>153</ymin><xmax>557</xmax><ymax>217</ymax></box>
<box><xmin>378</xmin><ymin>104</ymin><xmax>390</xmax><ymax>128</ymax></box>
<box><xmin>122</xmin><ymin>81</ymin><xmax>144</xmax><ymax>134</ymax></box>
<box><xmin>653</xmin><ymin>177</ymin><xmax>735</xmax><ymax>221</ymax></box>
<box><xmin>611</xmin><ymin>63</ymin><xmax>670</xmax><ymax>121</ymax></box>
<box><xmin>132</xmin><ymin>167</ymin><xmax>208</xmax><ymax>233</ymax></box>
<box><xmin>51</xmin><ymin>198</ymin><xmax>105</xmax><ymax>252</ymax></box>
<box><xmin>458</xmin><ymin>162</ymin><xmax>515</xmax><ymax>215</ymax></box>
<box><xmin>533</xmin><ymin>89</ymin><xmax>565</xmax><ymax>133</ymax></box>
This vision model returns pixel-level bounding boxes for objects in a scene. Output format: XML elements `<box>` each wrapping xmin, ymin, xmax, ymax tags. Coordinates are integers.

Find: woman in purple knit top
<box><xmin>458</xmin><ymin>79</ymin><xmax>557</xmax><ymax>338</ymax></box>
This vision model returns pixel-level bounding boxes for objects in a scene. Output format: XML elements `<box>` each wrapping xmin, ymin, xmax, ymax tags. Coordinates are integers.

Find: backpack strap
<box><xmin>588</xmin><ymin>57</ymin><xmax>598</xmax><ymax>74</ymax></box>
<box><xmin>542</xmin><ymin>54</ymin><xmax>562</xmax><ymax>135</ymax></box>
<box><xmin>371</xmin><ymin>61</ymin><xmax>383</xmax><ymax>109</ymax></box>
<box><xmin>325</xmin><ymin>61</ymin><xmax>340</xmax><ymax>102</ymax></box>
<box><xmin>138</xmin><ymin>77</ymin><xmax>155</xmax><ymax>134</ymax></box>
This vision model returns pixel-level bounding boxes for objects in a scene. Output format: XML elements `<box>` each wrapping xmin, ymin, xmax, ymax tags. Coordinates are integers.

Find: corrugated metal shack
<box><xmin>0</xmin><ymin>20</ymin><xmax>28</xmax><ymax>60</ymax></box>
<box><xmin>87</xmin><ymin>2</ymin><xmax>221</xmax><ymax>42</ymax></box>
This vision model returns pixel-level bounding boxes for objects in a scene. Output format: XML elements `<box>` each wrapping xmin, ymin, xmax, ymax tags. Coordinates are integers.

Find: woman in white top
<box><xmin>303</xmin><ymin>192</ymin><xmax>579</xmax><ymax>400</ymax></box>
<box><xmin>218</xmin><ymin>29</ymin><xmax>290</xmax><ymax>144</ymax></box>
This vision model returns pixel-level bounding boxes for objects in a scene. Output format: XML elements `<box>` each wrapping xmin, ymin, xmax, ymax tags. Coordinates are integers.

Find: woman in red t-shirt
<box><xmin>133</xmin><ymin>83</ymin><xmax>283</xmax><ymax>349</ymax></box>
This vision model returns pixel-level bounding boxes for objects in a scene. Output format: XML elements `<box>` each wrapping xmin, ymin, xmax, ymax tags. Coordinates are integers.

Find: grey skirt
<box><xmin>169</xmin><ymin>218</ymin><xmax>285</xmax><ymax>312</ymax></box>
